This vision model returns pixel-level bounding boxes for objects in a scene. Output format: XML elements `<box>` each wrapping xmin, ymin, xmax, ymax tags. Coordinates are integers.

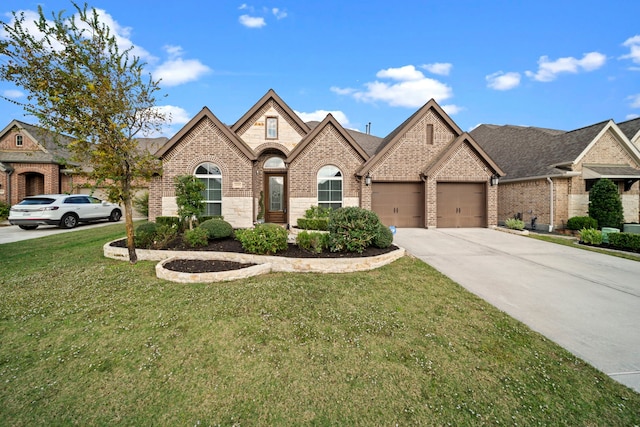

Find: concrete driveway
<box><xmin>393</xmin><ymin>227</ymin><xmax>640</xmax><ymax>393</ymax></box>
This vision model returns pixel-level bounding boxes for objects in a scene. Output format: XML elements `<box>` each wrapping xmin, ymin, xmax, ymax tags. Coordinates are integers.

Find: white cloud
<box><xmin>525</xmin><ymin>52</ymin><xmax>606</xmax><ymax>82</ymax></box>
<box><xmin>422</xmin><ymin>62</ymin><xmax>452</xmax><ymax>76</ymax></box>
<box><xmin>272</xmin><ymin>8</ymin><xmax>288</xmax><ymax>19</ymax></box>
<box><xmin>153</xmin><ymin>45</ymin><xmax>211</xmax><ymax>87</ymax></box>
<box><xmin>155</xmin><ymin>105</ymin><xmax>191</xmax><ymax>125</ymax></box>
<box><xmin>333</xmin><ymin>65</ymin><xmax>453</xmax><ymax>108</ymax></box>
<box><xmin>2</xmin><ymin>89</ymin><xmax>24</xmax><ymax>98</ymax></box>
<box><xmin>620</xmin><ymin>35</ymin><xmax>640</xmax><ymax>64</ymax></box>
<box><xmin>486</xmin><ymin>71</ymin><xmax>521</xmax><ymax>90</ymax></box>
<box><xmin>441</xmin><ymin>104</ymin><xmax>462</xmax><ymax>115</ymax></box>
<box><xmin>239</xmin><ymin>14</ymin><xmax>266</xmax><ymax>28</ymax></box>
<box><xmin>295</xmin><ymin>110</ymin><xmax>352</xmax><ymax>128</ymax></box>
<box><xmin>628</xmin><ymin>94</ymin><xmax>640</xmax><ymax>109</ymax></box>
<box><xmin>625</xmin><ymin>113</ymin><xmax>640</xmax><ymax>120</ymax></box>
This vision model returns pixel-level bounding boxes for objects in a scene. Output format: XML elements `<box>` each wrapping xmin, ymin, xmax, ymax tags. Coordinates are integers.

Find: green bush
<box><xmin>328</xmin><ymin>207</ymin><xmax>381</xmax><ymax>253</ymax></box>
<box><xmin>608</xmin><ymin>232</ymin><xmax>640</xmax><ymax>252</ymax></box>
<box><xmin>372</xmin><ymin>223</ymin><xmax>394</xmax><ymax>249</ymax></box>
<box><xmin>589</xmin><ymin>178</ymin><xmax>624</xmax><ymax>229</ymax></box>
<box><xmin>297</xmin><ymin>217</ymin><xmax>329</xmax><ymax>231</ymax></box>
<box><xmin>296</xmin><ymin>231</ymin><xmax>329</xmax><ymax>254</ymax></box>
<box><xmin>304</xmin><ymin>205</ymin><xmax>331</xmax><ymax>219</ymax></box>
<box><xmin>133</xmin><ymin>191</ymin><xmax>149</xmax><ymax>217</ymax></box>
<box><xmin>505</xmin><ymin>217</ymin><xmax>525</xmax><ymax>231</ymax></box>
<box><xmin>183</xmin><ymin>227</ymin><xmax>209</xmax><ymax>248</ymax></box>
<box><xmin>0</xmin><ymin>201</ymin><xmax>9</xmax><ymax>220</ymax></box>
<box><xmin>235</xmin><ymin>223</ymin><xmax>288</xmax><ymax>255</ymax></box>
<box><xmin>197</xmin><ymin>215</ymin><xmax>223</xmax><ymax>225</ymax></box>
<box><xmin>199</xmin><ymin>218</ymin><xmax>233</xmax><ymax>240</ymax></box>
<box><xmin>579</xmin><ymin>228</ymin><xmax>602</xmax><ymax>245</ymax></box>
<box><xmin>566</xmin><ymin>216</ymin><xmax>598</xmax><ymax>231</ymax></box>
<box><xmin>153</xmin><ymin>224</ymin><xmax>178</xmax><ymax>249</ymax></box>
<box><xmin>156</xmin><ymin>216</ymin><xmax>182</xmax><ymax>229</ymax></box>
<box><xmin>135</xmin><ymin>222</ymin><xmax>158</xmax><ymax>249</ymax></box>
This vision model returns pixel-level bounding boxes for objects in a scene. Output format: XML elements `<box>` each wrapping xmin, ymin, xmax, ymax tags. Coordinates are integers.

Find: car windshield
<box><xmin>18</xmin><ymin>198</ymin><xmax>56</xmax><ymax>205</ymax></box>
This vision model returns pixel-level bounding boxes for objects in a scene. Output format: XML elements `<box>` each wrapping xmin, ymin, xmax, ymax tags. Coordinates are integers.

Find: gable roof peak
<box><xmin>230</xmin><ymin>89</ymin><xmax>310</xmax><ymax>134</ymax></box>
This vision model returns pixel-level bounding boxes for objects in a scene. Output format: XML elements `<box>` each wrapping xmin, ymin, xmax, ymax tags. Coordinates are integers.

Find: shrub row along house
<box><xmin>5</xmin><ymin>89</ymin><xmax>640</xmax><ymax>230</ymax></box>
<box><xmin>149</xmin><ymin>89</ymin><xmax>503</xmax><ymax>229</ymax></box>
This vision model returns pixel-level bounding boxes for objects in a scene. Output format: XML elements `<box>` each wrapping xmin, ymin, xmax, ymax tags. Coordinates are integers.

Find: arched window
<box><xmin>317</xmin><ymin>165</ymin><xmax>342</xmax><ymax>209</ymax></box>
<box><xmin>194</xmin><ymin>162</ymin><xmax>222</xmax><ymax>216</ymax></box>
<box><xmin>264</xmin><ymin>157</ymin><xmax>285</xmax><ymax>169</ymax></box>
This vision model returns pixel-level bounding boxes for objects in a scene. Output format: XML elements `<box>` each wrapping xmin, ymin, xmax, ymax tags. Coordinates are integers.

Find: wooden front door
<box><xmin>265</xmin><ymin>173</ymin><xmax>287</xmax><ymax>223</ymax></box>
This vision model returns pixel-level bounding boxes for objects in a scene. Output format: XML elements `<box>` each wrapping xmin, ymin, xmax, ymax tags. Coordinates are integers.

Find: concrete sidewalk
<box><xmin>393</xmin><ymin>227</ymin><xmax>640</xmax><ymax>393</ymax></box>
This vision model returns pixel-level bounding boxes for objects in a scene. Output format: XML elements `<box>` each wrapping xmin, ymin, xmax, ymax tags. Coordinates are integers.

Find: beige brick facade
<box><xmin>150</xmin><ymin>91</ymin><xmax>502</xmax><ymax>229</ymax></box>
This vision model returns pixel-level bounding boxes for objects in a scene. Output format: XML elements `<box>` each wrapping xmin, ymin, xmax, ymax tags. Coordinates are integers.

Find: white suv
<box><xmin>9</xmin><ymin>194</ymin><xmax>122</xmax><ymax>230</ymax></box>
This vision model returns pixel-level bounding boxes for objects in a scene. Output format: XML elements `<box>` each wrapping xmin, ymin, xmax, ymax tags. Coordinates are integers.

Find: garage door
<box><xmin>372</xmin><ymin>182</ymin><xmax>424</xmax><ymax>227</ymax></box>
<box><xmin>437</xmin><ymin>182</ymin><xmax>486</xmax><ymax>228</ymax></box>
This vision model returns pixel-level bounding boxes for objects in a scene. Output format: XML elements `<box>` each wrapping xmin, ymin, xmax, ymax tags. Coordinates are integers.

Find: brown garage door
<box><xmin>372</xmin><ymin>182</ymin><xmax>424</xmax><ymax>227</ymax></box>
<box><xmin>437</xmin><ymin>182</ymin><xmax>486</xmax><ymax>228</ymax></box>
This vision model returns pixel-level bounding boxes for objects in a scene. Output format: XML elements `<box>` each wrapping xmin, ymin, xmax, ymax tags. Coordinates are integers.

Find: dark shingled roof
<box><xmin>470</xmin><ymin>121</ymin><xmax>610</xmax><ymax>180</ymax></box>
<box><xmin>0</xmin><ymin>120</ymin><xmax>75</xmax><ymax>165</ymax></box>
<box><xmin>617</xmin><ymin>117</ymin><xmax>640</xmax><ymax>141</ymax></box>
<box><xmin>306</xmin><ymin>121</ymin><xmax>384</xmax><ymax>157</ymax></box>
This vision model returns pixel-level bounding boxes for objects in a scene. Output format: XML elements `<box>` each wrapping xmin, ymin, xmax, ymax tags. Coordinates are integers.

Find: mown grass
<box><xmin>1</xmin><ymin>224</ymin><xmax>639</xmax><ymax>426</ymax></box>
<box><xmin>529</xmin><ymin>233</ymin><xmax>640</xmax><ymax>262</ymax></box>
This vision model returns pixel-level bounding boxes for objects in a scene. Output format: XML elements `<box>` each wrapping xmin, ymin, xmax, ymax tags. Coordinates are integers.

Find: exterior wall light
<box><xmin>490</xmin><ymin>174</ymin><xmax>499</xmax><ymax>186</ymax></box>
<box><xmin>365</xmin><ymin>173</ymin><xmax>372</xmax><ymax>186</ymax></box>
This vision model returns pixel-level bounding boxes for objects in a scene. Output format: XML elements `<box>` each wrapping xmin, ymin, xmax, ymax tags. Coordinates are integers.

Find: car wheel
<box><xmin>60</xmin><ymin>213</ymin><xmax>79</xmax><ymax>229</ymax></box>
<box><xmin>18</xmin><ymin>224</ymin><xmax>38</xmax><ymax>230</ymax></box>
<box><xmin>109</xmin><ymin>209</ymin><xmax>122</xmax><ymax>222</ymax></box>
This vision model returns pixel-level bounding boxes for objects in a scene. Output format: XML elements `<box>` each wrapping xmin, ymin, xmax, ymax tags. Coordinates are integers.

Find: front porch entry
<box><xmin>264</xmin><ymin>172</ymin><xmax>287</xmax><ymax>223</ymax></box>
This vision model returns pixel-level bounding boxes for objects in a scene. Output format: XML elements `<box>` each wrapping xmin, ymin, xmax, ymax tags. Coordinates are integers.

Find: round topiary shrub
<box><xmin>372</xmin><ymin>222</ymin><xmax>394</xmax><ymax>249</ymax></box>
<box><xmin>235</xmin><ymin>223</ymin><xmax>288</xmax><ymax>255</ymax></box>
<box><xmin>199</xmin><ymin>218</ymin><xmax>233</xmax><ymax>240</ymax></box>
<box><xmin>566</xmin><ymin>216</ymin><xmax>598</xmax><ymax>231</ymax></box>
<box><xmin>328</xmin><ymin>207</ymin><xmax>381</xmax><ymax>253</ymax></box>
<box><xmin>135</xmin><ymin>222</ymin><xmax>158</xmax><ymax>248</ymax></box>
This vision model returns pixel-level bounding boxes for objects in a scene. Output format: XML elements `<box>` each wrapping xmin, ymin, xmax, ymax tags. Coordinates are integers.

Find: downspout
<box><xmin>546</xmin><ymin>177</ymin><xmax>554</xmax><ymax>232</ymax></box>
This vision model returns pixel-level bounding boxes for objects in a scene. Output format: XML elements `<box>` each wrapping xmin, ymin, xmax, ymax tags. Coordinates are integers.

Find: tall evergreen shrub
<box><xmin>588</xmin><ymin>178</ymin><xmax>624</xmax><ymax>229</ymax></box>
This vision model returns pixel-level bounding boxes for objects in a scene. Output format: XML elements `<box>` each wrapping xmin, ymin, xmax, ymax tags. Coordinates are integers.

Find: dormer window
<box><xmin>15</xmin><ymin>135</ymin><xmax>23</xmax><ymax>147</ymax></box>
<box><xmin>266</xmin><ymin>117</ymin><xmax>278</xmax><ymax>139</ymax></box>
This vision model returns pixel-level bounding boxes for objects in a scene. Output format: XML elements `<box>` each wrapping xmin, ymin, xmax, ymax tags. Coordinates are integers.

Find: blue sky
<box><xmin>1</xmin><ymin>0</ymin><xmax>640</xmax><ymax>138</ymax></box>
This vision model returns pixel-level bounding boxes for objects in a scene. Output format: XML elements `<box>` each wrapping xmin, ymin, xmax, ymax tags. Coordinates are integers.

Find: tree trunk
<box><xmin>123</xmin><ymin>186</ymin><xmax>138</xmax><ymax>264</ymax></box>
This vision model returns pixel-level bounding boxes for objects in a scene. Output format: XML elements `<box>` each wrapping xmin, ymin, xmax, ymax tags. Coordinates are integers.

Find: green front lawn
<box><xmin>1</xmin><ymin>224</ymin><xmax>638</xmax><ymax>425</ymax></box>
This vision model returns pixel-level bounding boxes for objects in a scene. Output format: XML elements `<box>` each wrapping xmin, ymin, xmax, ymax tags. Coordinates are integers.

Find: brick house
<box><xmin>150</xmin><ymin>89</ymin><xmax>503</xmax><ymax>228</ymax></box>
<box><xmin>471</xmin><ymin>120</ymin><xmax>640</xmax><ymax>230</ymax></box>
<box><xmin>0</xmin><ymin>120</ymin><xmax>75</xmax><ymax>206</ymax></box>
<box><xmin>0</xmin><ymin>119</ymin><xmax>163</xmax><ymax>216</ymax></box>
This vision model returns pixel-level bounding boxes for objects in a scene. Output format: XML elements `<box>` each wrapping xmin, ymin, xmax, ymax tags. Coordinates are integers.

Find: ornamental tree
<box><xmin>174</xmin><ymin>175</ymin><xmax>205</xmax><ymax>230</ymax></box>
<box><xmin>0</xmin><ymin>2</ymin><xmax>167</xmax><ymax>263</ymax></box>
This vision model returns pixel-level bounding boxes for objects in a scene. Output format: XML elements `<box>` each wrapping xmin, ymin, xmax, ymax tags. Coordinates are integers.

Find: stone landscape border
<box><xmin>104</xmin><ymin>240</ymin><xmax>406</xmax><ymax>282</ymax></box>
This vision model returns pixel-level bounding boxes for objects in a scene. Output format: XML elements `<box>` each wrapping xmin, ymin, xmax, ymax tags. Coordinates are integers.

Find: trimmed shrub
<box><xmin>199</xmin><ymin>218</ymin><xmax>233</xmax><ymax>240</ymax></box>
<box><xmin>135</xmin><ymin>222</ymin><xmax>158</xmax><ymax>249</ymax></box>
<box><xmin>154</xmin><ymin>224</ymin><xmax>178</xmax><ymax>249</ymax></box>
<box><xmin>505</xmin><ymin>217</ymin><xmax>525</xmax><ymax>231</ymax></box>
<box><xmin>183</xmin><ymin>227</ymin><xmax>209</xmax><ymax>248</ymax></box>
<box><xmin>566</xmin><ymin>216</ymin><xmax>598</xmax><ymax>231</ymax></box>
<box><xmin>0</xmin><ymin>201</ymin><xmax>9</xmax><ymax>220</ymax></box>
<box><xmin>589</xmin><ymin>178</ymin><xmax>624</xmax><ymax>229</ymax></box>
<box><xmin>608</xmin><ymin>232</ymin><xmax>640</xmax><ymax>252</ymax></box>
<box><xmin>235</xmin><ymin>223</ymin><xmax>288</xmax><ymax>255</ymax></box>
<box><xmin>579</xmin><ymin>228</ymin><xmax>602</xmax><ymax>245</ymax></box>
<box><xmin>328</xmin><ymin>207</ymin><xmax>381</xmax><ymax>253</ymax></box>
<box><xmin>297</xmin><ymin>218</ymin><xmax>329</xmax><ymax>231</ymax></box>
<box><xmin>296</xmin><ymin>231</ymin><xmax>329</xmax><ymax>254</ymax></box>
<box><xmin>197</xmin><ymin>215</ymin><xmax>223</xmax><ymax>225</ymax></box>
<box><xmin>372</xmin><ymin>223</ymin><xmax>394</xmax><ymax>249</ymax></box>
<box><xmin>156</xmin><ymin>216</ymin><xmax>182</xmax><ymax>229</ymax></box>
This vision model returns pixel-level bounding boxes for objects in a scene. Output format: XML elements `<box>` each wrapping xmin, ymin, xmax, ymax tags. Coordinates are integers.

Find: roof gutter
<box><xmin>497</xmin><ymin>171</ymin><xmax>580</xmax><ymax>184</ymax></box>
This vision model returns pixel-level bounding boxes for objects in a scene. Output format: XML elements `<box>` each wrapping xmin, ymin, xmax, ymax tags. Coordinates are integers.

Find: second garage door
<box><xmin>437</xmin><ymin>182</ymin><xmax>487</xmax><ymax>228</ymax></box>
<box><xmin>372</xmin><ymin>182</ymin><xmax>424</xmax><ymax>227</ymax></box>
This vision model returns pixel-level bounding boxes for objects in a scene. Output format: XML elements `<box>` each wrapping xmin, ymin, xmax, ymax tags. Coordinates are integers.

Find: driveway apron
<box><xmin>393</xmin><ymin>228</ymin><xmax>640</xmax><ymax>393</ymax></box>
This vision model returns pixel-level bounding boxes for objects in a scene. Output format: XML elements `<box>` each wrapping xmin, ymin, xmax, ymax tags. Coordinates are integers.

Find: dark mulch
<box><xmin>110</xmin><ymin>237</ymin><xmax>398</xmax><ymax>258</ymax></box>
<box><xmin>163</xmin><ymin>259</ymin><xmax>257</xmax><ymax>274</ymax></box>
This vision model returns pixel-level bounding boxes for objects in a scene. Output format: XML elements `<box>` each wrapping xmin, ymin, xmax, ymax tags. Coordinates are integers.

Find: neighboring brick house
<box><xmin>471</xmin><ymin>120</ymin><xmax>640</xmax><ymax>231</ymax></box>
<box><xmin>0</xmin><ymin>119</ymin><xmax>163</xmax><ymax>217</ymax></box>
<box><xmin>150</xmin><ymin>89</ymin><xmax>503</xmax><ymax>228</ymax></box>
<box><xmin>0</xmin><ymin>120</ymin><xmax>75</xmax><ymax>206</ymax></box>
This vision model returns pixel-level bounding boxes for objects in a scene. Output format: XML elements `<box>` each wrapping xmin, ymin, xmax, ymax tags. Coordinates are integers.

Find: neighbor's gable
<box><xmin>0</xmin><ymin>123</ymin><xmax>42</xmax><ymax>152</ymax></box>
<box><xmin>576</xmin><ymin>125</ymin><xmax>640</xmax><ymax>170</ymax></box>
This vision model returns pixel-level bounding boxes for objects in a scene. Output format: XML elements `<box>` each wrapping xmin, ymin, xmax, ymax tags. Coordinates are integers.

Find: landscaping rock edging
<box><xmin>156</xmin><ymin>257</ymin><xmax>272</xmax><ymax>283</ymax></box>
<box><xmin>104</xmin><ymin>240</ymin><xmax>406</xmax><ymax>280</ymax></box>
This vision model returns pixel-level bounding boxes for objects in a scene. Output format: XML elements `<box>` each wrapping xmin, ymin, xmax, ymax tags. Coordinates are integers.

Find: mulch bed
<box><xmin>110</xmin><ymin>237</ymin><xmax>399</xmax><ymax>273</ymax></box>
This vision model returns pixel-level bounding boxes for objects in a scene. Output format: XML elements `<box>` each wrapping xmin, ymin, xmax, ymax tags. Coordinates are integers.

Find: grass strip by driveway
<box><xmin>1</xmin><ymin>224</ymin><xmax>639</xmax><ymax>425</ymax></box>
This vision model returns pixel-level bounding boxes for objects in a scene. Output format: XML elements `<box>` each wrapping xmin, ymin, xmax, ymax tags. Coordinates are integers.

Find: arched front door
<box><xmin>264</xmin><ymin>172</ymin><xmax>287</xmax><ymax>224</ymax></box>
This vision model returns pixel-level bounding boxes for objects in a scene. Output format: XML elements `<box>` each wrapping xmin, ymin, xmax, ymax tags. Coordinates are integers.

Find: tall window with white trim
<box><xmin>317</xmin><ymin>165</ymin><xmax>342</xmax><ymax>209</ymax></box>
<box><xmin>194</xmin><ymin>162</ymin><xmax>222</xmax><ymax>216</ymax></box>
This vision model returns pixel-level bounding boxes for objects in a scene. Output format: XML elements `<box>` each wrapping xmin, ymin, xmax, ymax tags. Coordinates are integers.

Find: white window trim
<box><xmin>317</xmin><ymin>165</ymin><xmax>343</xmax><ymax>209</ymax></box>
<box><xmin>194</xmin><ymin>163</ymin><xmax>222</xmax><ymax>216</ymax></box>
<box><xmin>15</xmin><ymin>134</ymin><xmax>23</xmax><ymax>147</ymax></box>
